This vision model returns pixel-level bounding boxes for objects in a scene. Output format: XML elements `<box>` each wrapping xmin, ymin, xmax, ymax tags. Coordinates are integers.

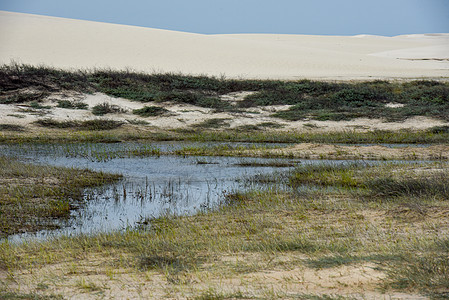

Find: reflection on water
<box><xmin>2</xmin><ymin>142</ymin><xmax>300</xmax><ymax>242</ymax></box>
<box><xmin>3</xmin><ymin>141</ymin><xmax>417</xmax><ymax>242</ymax></box>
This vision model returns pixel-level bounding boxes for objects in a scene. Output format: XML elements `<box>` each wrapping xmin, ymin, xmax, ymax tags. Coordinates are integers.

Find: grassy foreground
<box><xmin>1</xmin><ymin>162</ymin><xmax>448</xmax><ymax>299</ymax></box>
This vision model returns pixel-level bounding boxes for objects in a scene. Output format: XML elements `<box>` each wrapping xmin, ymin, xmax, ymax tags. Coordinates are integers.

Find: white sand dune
<box><xmin>0</xmin><ymin>10</ymin><xmax>448</xmax><ymax>80</ymax></box>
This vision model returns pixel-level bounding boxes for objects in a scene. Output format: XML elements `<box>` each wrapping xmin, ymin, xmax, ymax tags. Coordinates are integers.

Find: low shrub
<box><xmin>34</xmin><ymin>119</ymin><xmax>124</xmax><ymax>130</ymax></box>
<box><xmin>91</xmin><ymin>102</ymin><xmax>126</xmax><ymax>115</ymax></box>
<box><xmin>133</xmin><ymin>106</ymin><xmax>169</xmax><ymax>117</ymax></box>
<box><xmin>0</xmin><ymin>124</ymin><xmax>25</xmax><ymax>131</ymax></box>
<box><xmin>56</xmin><ymin>100</ymin><xmax>88</xmax><ymax>109</ymax></box>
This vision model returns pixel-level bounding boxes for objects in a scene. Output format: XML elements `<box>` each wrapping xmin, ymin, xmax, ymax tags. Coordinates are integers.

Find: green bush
<box><xmin>56</xmin><ymin>100</ymin><xmax>88</xmax><ymax>109</ymax></box>
<box><xmin>91</xmin><ymin>102</ymin><xmax>126</xmax><ymax>116</ymax></box>
<box><xmin>133</xmin><ymin>106</ymin><xmax>168</xmax><ymax>117</ymax></box>
<box><xmin>34</xmin><ymin>119</ymin><xmax>124</xmax><ymax>130</ymax></box>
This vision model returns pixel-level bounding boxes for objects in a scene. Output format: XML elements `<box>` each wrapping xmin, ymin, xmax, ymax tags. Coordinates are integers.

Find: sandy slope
<box><xmin>1</xmin><ymin>11</ymin><xmax>448</xmax><ymax>80</ymax></box>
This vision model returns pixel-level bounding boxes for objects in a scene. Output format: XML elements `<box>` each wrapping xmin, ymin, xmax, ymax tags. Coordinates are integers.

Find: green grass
<box><xmin>28</xmin><ymin>101</ymin><xmax>51</xmax><ymax>110</ymax></box>
<box><xmin>289</xmin><ymin>163</ymin><xmax>362</xmax><ymax>188</ymax></box>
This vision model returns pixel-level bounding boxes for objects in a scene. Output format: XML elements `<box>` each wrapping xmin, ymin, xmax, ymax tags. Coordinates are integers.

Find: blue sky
<box><xmin>0</xmin><ymin>0</ymin><xmax>448</xmax><ymax>36</ymax></box>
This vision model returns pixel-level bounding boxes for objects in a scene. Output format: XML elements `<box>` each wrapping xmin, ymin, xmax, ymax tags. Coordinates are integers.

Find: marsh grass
<box><xmin>169</xmin><ymin>128</ymin><xmax>449</xmax><ymax>145</ymax></box>
<box><xmin>289</xmin><ymin>163</ymin><xmax>363</xmax><ymax>188</ymax></box>
<box><xmin>366</xmin><ymin>173</ymin><xmax>449</xmax><ymax>199</ymax></box>
<box><xmin>0</xmin><ymin>156</ymin><xmax>121</xmax><ymax>237</ymax></box>
<box><xmin>235</xmin><ymin>122</ymin><xmax>285</xmax><ymax>131</ymax></box>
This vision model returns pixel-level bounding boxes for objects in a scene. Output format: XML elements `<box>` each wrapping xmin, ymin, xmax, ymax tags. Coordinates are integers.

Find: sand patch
<box><xmin>1</xmin><ymin>254</ymin><xmax>428</xmax><ymax>300</ymax></box>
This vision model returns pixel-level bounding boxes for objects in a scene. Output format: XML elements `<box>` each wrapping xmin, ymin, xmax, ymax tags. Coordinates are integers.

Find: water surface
<box><xmin>2</xmin><ymin>142</ymin><xmax>298</xmax><ymax>242</ymax></box>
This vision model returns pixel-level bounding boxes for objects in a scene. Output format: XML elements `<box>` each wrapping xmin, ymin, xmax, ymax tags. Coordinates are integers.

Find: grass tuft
<box><xmin>132</xmin><ymin>106</ymin><xmax>169</xmax><ymax>117</ymax></box>
<box><xmin>56</xmin><ymin>100</ymin><xmax>88</xmax><ymax>110</ymax></box>
<box><xmin>34</xmin><ymin>119</ymin><xmax>124</xmax><ymax>130</ymax></box>
<box><xmin>91</xmin><ymin>102</ymin><xmax>126</xmax><ymax>116</ymax></box>
<box><xmin>366</xmin><ymin>173</ymin><xmax>449</xmax><ymax>199</ymax></box>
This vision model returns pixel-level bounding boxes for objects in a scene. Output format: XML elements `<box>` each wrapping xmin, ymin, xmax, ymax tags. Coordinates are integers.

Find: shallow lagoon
<box><xmin>2</xmin><ymin>142</ymin><xmax>301</xmax><ymax>241</ymax></box>
<box><xmin>2</xmin><ymin>141</ymin><xmax>417</xmax><ymax>242</ymax></box>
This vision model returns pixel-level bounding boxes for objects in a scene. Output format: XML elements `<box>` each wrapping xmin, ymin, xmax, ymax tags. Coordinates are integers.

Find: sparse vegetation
<box><xmin>193</xmin><ymin>118</ymin><xmax>230</xmax><ymax>129</ymax></box>
<box><xmin>1</xmin><ymin>64</ymin><xmax>449</xmax><ymax>121</ymax></box>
